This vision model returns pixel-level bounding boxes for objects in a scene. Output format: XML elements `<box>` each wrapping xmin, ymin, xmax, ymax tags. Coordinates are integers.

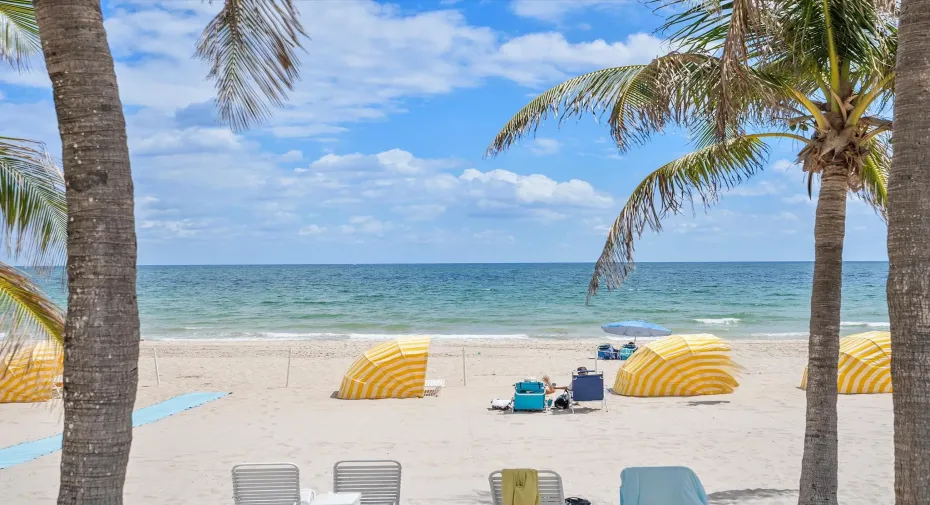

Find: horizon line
<box><xmin>18</xmin><ymin>260</ymin><xmax>890</xmax><ymax>268</ymax></box>
<box><xmin>120</xmin><ymin>259</ymin><xmax>892</xmax><ymax>267</ymax></box>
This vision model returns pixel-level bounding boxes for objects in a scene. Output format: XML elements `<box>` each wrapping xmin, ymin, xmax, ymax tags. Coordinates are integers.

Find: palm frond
<box><xmin>486</xmin><ymin>65</ymin><xmax>648</xmax><ymax>156</ymax></box>
<box><xmin>196</xmin><ymin>0</ymin><xmax>307</xmax><ymax>132</ymax></box>
<box><xmin>0</xmin><ymin>0</ymin><xmax>40</xmax><ymax>70</ymax></box>
<box><xmin>588</xmin><ymin>135</ymin><xmax>769</xmax><ymax>300</ymax></box>
<box><xmin>856</xmin><ymin>134</ymin><xmax>890</xmax><ymax>217</ymax></box>
<box><xmin>0</xmin><ymin>263</ymin><xmax>64</xmax><ymax>360</ymax></box>
<box><xmin>0</xmin><ymin>137</ymin><xmax>67</xmax><ymax>268</ymax></box>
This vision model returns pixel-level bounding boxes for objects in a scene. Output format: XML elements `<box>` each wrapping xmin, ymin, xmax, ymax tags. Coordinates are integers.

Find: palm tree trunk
<box><xmin>32</xmin><ymin>1</ymin><xmax>141</xmax><ymax>504</ymax></box>
<box><xmin>797</xmin><ymin>162</ymin><xmax>847</xmax><ymax>505</ymax></box>
<box><xmin>888</xmin><ymin>2</ymin><xmax>930</xmax><ymax>504</ymax></box>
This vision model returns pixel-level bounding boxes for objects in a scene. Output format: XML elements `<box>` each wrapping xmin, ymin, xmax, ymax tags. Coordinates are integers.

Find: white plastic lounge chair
<box><xmin>489</xmin><ymin>470</ymin><xmax>565</xmax><ymax>505</ymax></box>
<box><xmin>333</xmin><ymin>460</ymin><xmax>402</xmax><ymax>505</ymax></box>
<box><xmin>232</xmin><ymin>463</ymin><xmax>304</xmax><ymax>505</ymax></box>
<box><xmin>423</xmin><ymin>379</ymin><xmax>445</xmax><ymax>397</ymax></box>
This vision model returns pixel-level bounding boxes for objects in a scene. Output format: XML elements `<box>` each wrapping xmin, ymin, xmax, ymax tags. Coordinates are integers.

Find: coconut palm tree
<box><xmin>0</xmin><ymin>0</ymin><xmax>66</xmax><ymax>354</ymax></box>
<box><xmin>487</xmin><ymin>2</ymin><xmax>895</xmax><ymax>504</ymax></box>
<box><xmin>887</xmin><ymin>1</ymin><xmax>930</xmax><ymax>504</ymax></box>
<box><xmin>25</xmin><ymin>0</ymin><xmax>306</xmax><ymax>502</ymax></box>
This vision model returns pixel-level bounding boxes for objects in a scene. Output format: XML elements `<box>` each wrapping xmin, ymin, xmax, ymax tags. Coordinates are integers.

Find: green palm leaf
<box><xmin>0</xmin><ymin>263</ymin><xmax>64</xmax><ymax>354</ymax></box>
<box><xmin>196</xmin><ymin>0</ymin><xmax>308</xmax><ymax>132</ymax></box>
<box><xmin>0</xmin><ymin>137</ymin><xmax>67</xmax><ymax>267</ymax></box>
<box><xmin>588</xmin><ymin>135</ymin><xmax>770</xmax><ymax>299</ymax></box>
<box><xmin>0</xmin><ymin>0</ymin><xmax>40</xmax><ymax>70</ymax></box>
<box><xmin>857</xmin><ymin>135</ymin><xmax>890</xmax><ymax>216</ymax></box>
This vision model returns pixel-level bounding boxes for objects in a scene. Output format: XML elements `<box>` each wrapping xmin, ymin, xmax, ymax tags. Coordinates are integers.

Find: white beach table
<box><xmin>303</xmin><ymin>491</ymin><xmax>362</xmax><ymax>505</ymax></box>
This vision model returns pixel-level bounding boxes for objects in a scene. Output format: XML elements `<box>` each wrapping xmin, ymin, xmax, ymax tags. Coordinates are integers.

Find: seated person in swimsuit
<box><xmin>542</xmin><ymin>375</ymin><xmax>569</xmax><ymax>395</ymax></box>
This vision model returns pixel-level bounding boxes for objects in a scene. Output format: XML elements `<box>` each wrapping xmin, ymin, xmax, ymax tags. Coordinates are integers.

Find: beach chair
<box><xmin>231</xmin><ymin>463</ymin><xmax>302</xmax><ymax>505</ymax></box>
<box><xmin>512</xmin><ymin>380</ymin><xmax>547</xmax><ymax>412</ymax></box>
<box><xmin>489</xmin><ymin>470</ymin><xmax>565</xmax><ymax>505</ymax></box>
<box><xmin>423</xmin><ymin>379</ymin><xmax>445</xmax><ymax>397</ymax></box>
<box><xmin>619</xmin><ymin>466</ymin><xmax>708</xmax><ymax>505</ymax></box>
<box><xmin>570</xmin><ymin>370</ymin><xmax>607</xmax><ymax>412</ymax></box>
<box><xmin>333</xmin><ymin>460</ymin><xmax>402</xmax><ymax>505</ymax></box>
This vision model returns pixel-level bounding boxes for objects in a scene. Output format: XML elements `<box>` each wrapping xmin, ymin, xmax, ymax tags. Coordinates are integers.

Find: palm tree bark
<box><xmin>888</xmin><ymin>1</ymin><xmax>930</xmax><ymax>504</ymax></box>
<box><xmin>798</xmin><ymin>162</ymin><xmax>847</xmax><ymax>505</ymax></box>
<box><xmin>32</xmin><ymin>1</ymin><xmax>141</xmax><ymax>504</ymax></box>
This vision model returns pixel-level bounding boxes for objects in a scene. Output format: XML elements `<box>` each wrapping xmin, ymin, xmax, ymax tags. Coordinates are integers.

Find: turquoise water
<box><xmin>33</xmin><ymin>262</ymin><xmax>889</xmax><ymax>341</ymax></box>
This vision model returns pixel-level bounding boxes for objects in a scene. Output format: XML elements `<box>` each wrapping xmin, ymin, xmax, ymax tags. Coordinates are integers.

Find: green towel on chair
<box><xmin>502</xmin><ymin>468</ymin><xmax>540</xmax><ymax>505</ymax></box>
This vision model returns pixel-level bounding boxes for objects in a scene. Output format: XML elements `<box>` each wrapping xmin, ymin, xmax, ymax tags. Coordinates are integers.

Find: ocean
<box><xmin>32</xmin><ymin>262</ymin><xmax>889</xmax><ymax>341</ymax></box>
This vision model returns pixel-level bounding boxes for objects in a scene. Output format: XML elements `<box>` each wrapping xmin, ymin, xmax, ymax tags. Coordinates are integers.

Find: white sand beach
<box><xmin>0</xmin><ymin>339</ymin><xmax>893</xmax><ymax>505</ymax></box>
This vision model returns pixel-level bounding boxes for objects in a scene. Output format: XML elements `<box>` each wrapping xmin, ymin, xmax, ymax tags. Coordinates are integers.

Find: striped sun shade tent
<box><xmin>801</xmin><ymin>331</ymin><xmax>892</xmax><ymax>394</ymax></box>
<box><xmin>337</xmin><ymin>337</ymin><xmax>431</xmax><ymax>400</ymax></box>
<box><xmin>613</xmin><ymin>334</ymin><xmax>740</xmax><ymax>397</ymax></box>
<box><xmin>1</xmin><ymin>341</ymin><xmax>63</xmax><ymax>403</ymax></box>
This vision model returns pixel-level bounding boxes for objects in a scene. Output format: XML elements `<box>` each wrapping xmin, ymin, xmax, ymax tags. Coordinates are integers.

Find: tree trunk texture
<box><xmin>889</xmin><ymin>1</ymin><xmax>930</xmax><ymax>504</ymax></box>
<box><xmin>33</xmin><ymin>1</ymin><xmax>141</xmax><ymax>504</ymax></box>
<box><xmin>797</xmin><ymin>162</ymin><xmax>847</xmax><ymax>505</ymax></box>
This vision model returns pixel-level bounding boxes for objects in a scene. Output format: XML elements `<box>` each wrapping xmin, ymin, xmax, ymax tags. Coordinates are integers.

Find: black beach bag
<box><xmin>565</xmin><ymin>498</ymin><xmax>591</xmax><ymax>505</ymax></box>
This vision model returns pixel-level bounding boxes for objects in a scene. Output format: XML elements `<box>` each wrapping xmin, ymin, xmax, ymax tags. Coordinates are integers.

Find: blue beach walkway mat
<box><xmin>0</xmin><ymin>392</ymin><xmax>228</xmax><ymax>470</ymax></box>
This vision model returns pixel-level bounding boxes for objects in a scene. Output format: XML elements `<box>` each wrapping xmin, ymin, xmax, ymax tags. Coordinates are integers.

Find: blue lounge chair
<box><xmin>597</xmin><ymin>344</ymin><xmax>620</xmax><ymax>360</ymax></box>
<box><xmin>512</xmin><ymin>380</ymin><xmax>547</xmax><ymax>412</ymax></box>
<box><xmin>619</xmin><ymin>466</ymin><xmax>708</xmax><ymax>505</ymax></box>
<box><xmin>570</xmin><ymin>370</ymin><xmax>607</xmax><ymax>412</ymax></box>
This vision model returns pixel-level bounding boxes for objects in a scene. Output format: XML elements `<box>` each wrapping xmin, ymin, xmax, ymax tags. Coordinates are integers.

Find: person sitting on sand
<box><xmin>542</xmin><ymin>375</ymin><xmax>569</xmax><ymax>395</ymax></box>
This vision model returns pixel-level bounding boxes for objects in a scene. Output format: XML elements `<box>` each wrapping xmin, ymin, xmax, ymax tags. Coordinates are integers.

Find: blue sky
<box><xmin>0</xmin><ymin>0</ymin><xmax>887</xmax><ymax>265</ymax></box>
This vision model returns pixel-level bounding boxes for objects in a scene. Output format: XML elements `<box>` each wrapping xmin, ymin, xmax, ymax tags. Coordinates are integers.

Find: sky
<box><xmin>0</xmin><ymin>0</ymin><xmax>888</xmax><ymax>265</ymax></box>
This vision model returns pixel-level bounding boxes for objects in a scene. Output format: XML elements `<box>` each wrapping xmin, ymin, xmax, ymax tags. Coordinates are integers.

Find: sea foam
<box><xmin>694</xmin><ymin>318</ymin><xmax>741</xmax><ymax>325</ymax></box>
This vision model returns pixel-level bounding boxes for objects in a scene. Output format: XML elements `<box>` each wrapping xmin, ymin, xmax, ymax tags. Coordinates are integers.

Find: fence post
<box><xmin>285</xmin><ymin>348</ymin><xmax>292</xmax><ymax>388</ymax></box>
<box><xmin>153</xmin><ymin>349</ymin><xmax>161</xmax><ymax>385</ymax></box>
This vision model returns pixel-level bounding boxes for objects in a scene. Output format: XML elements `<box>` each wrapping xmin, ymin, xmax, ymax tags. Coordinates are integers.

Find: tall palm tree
<box><xmin>26</xmin><ymin>0</ymin><xmax>305</xmax><ymax>503</ymax></box>
<box><xmin>0</xmin><ymin>0</ymin><xmax>66</xmax><ymax>354</ymax></box>
<box><xmin>487</xmin><ymin>2</ymin><xmax>895</xmax><ymax>504</ymax></box>
<box><xmin>887</xmin><ymin>1</ymin><xmax>930</xmax><ymax>504</ymax></box>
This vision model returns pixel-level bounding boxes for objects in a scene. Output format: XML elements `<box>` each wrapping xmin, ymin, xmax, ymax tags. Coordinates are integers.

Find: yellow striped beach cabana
<box><xmin>801</xmin><ymin>331</ymin><xmax>892</xmax><ymax>394</ymax></box>
<box><xmin>1</xmin><ymin>341</ymin><xmax>63</xmax><ymax>403</ymax></box>
<box><xmin>613</xmin><ymin>334</ymin><xmax>740</xmax><ymax>397</ymax></box>
<box><xmin>337</xmin><ymin>337</ymin><xmax>430</xmax><ymax>399</ymax></box>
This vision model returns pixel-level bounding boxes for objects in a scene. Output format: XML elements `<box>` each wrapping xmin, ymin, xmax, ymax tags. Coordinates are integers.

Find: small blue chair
<box><xmin>619</xmin><ymin>466</ymin><xmax>708</xmax><ymax>505</ymax></box>
<box><xmin>597</xmin><ymin>344</ymin><xmax>620</xmax><ymax>360</ymax></box>
<box><xmin>570</xmin><ymin>370</ymin><xmax>607</xmax><ymax>412</ymax></box>
<box><xmin>512</xmin><ymin>380</ymin><xmax>547</xmax><ymax>412</ymax></box>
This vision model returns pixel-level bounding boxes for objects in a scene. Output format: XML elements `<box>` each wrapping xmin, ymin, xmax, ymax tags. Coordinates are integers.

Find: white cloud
<box><xmin>131</xmin><ymin>127</ymin><xmax>244</xmax><ymax>155</ymax></box>
<box><xmin>460</xmin><ymin>168</ymin><xmax>614</xmax><ymax>208</ymax></box>
<box><xmin>3</xmin><ymin>1</ymin><xmax>661</xmax><ymax>141</ymax></box>
<box><xmin>529</xmin><ymin>138</ymin><xmax>561</xmax><ymax>156</ymax></box>
<box><xmin>778</xmin><ymin>211</ymin><xmax>800</xmax><ymax>222</ymax></box>
<box><xmin>299</xmin><ymin>224</ymin><xmax>327</xmax><ymax>236</ymax></box>
<box><xmin>279</xmin><ymin>150</ymin><xmax>304</xmax><ymax>162</ymax></box>
<box><xmin>484</xmin><ymin>33</ymin><xmax>663</xmax><ymax>86</ymax></box>
<box><xmin>782</xmin><ymin>194</ymin><xmax>816</xmax><ymax>206</ymax></box>
<box><xmin>510</xmin><ymin>0</ymin><xmax>628</xmax><ymax>22</ymax></box>
<box><xmin>771</xmin><ymin>159</ymin><xmax>801</xmax><ymax>175</ymax></box>
<box><xmin>300</xmin><ymin>216</ymin><xmax>392</xmax><ymax>239</ymax></box>
<box><xmin>307</xmin><ymin>149</ymin><xmax>455</xmax><ymax>175</ymax></box>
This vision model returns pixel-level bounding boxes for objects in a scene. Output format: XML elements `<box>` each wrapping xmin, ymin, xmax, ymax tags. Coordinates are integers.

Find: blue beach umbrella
<box><xmin>601</xmin><ymin>320</ymin><xmax>672</xmax><ymax>338</ymax></box>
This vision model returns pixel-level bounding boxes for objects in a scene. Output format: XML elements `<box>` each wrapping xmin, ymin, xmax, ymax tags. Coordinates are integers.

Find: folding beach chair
<box><xmin>333</xmin><ymin>460</ymin><xmax>402</xmax><ymax>505</ymax></box>
<box><xmin>232</xmin><ymin>463</ymin><xmax>302</xmax><ymax>505</ymax></box>
<box><xmin>619</xmin><ymin>466</ymin><xmax>708</xmax><ymax>505</ymax></box>
<box><xmin>489</xmin><ymin>470</ymin><xmax>565</xmax><ymax>505</ymax></box>
<box><xmin>570</xmin><ymin>370</ymin><xmax>608</xmax><ymax>412</ymax></box>
<box><xmin>423</xmin><ymin>379</ymin><xmax>445</xmax><ymax>397</ymax></box>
